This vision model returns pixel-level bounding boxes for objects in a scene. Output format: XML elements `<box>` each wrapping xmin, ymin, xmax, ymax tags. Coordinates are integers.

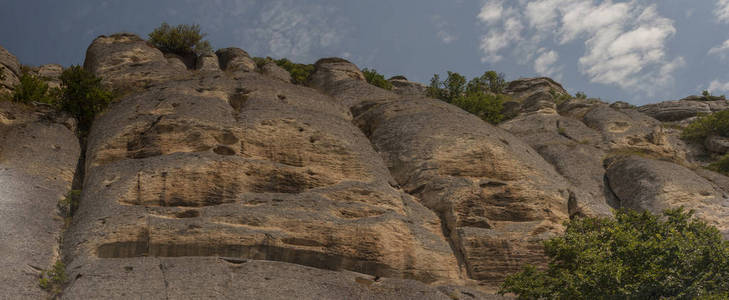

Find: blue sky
<box><xmin>2</xmin><ymin>0</ymin><xmax>729</xmax><ymax>105</ymax></box>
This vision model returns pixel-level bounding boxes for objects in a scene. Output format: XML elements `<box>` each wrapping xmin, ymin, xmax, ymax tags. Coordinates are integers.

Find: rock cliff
<box><xmin>1</xmin><ymin>34</ymin><xmax>729</xmax><ymax>299</ymax></box>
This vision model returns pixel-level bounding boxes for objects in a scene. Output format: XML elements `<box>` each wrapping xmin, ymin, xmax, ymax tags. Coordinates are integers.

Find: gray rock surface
<box><xmin>309</xmin><ymin>58</ymin><xmax>398</xmax><ymax>107</ymax></box>
<box><xmin>216</xmin><ymin>47</ymin><xmax>257</xmax><ymax>72</ymax></box>
<box><xmin>261</xmin><ymin>62</ymin><xmax>291</xmax><ymax>82</ymax></box>
<box><xmin>389</xmin><ymin>76</ymin><xmax>427</xmax><ymax>97</ymax></box>
<box><xmin>0</xmin><ymin>45</ymin><xmax>20</xmax><ymax>93</ymax></box>
<box><xmin>195</xmin><ymin>53</ymin><xmax>220</xmax><ymax>72</ymax></box>
<box><xmin>706</xmin><ymin>135</ymin><xmax>729</xmax><ymax>154</ymax></box>
<box><xmin>606</xmin><ymin>156</ymin><xmax>729</xmax><ymax>237</ymax></box>
<box><xmin>0</xmin><ymin>101</ymin><xmax>80</xmax><ymax>298</ymax></box>
<box><xmin>504</xmin><ymin>77</ymin><xmax>569</xmax><ymax>101</ymax></box>
<box><xmin>638</xmin><ymin>99</ymin><xmax>729</xmax><ymax>122</ymax></box>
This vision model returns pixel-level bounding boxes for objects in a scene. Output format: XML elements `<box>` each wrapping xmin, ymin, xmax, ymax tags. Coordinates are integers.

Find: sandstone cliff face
<box><xmin>2</xmin><ymin>32</ymin><xmax>729</xmax><ymax>299</ymax></box>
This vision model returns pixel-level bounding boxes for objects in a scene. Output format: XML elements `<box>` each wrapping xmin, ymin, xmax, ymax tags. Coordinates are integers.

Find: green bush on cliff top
<box><xmin>12</xmin><ymin>72</ymin><xmax>59</xmax><ymax>104</ymax></box>
<box><xmin>499</xmin><ymin>208</ymin><xmax>729</xmax><ymax>299</ymax></box>
<box><xmin>148</xmin><ymin>22</ymin><xmax>212</xmax><ymax>56</ymax></box>
<box><xmin>426</xmin><ymin>71</ymin><xmax>506</xmax><ymax>124</ymax></box>
<box><xmin>362</xmin><ymin>68</ymin><xmax>392</xmax><ymax>90</ymax></box>
<box><xmin>681</xmin><ymin>110</ymin><xmax>729</xmax><ymax>142</ymax></box>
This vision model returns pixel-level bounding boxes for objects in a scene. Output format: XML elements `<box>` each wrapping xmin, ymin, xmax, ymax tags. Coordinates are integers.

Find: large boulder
<box><xmin>63</xmin><ymin>58</ymin><xmax>466</xmax><ymax>297</ymax></box>
<box><xmin>195</xmin><ymin>53</ymin><xmax>220</xmax><ymax>72</ymax></box>
<box><xmin>216</xmin><ymin>47</ymin><xmax>256</xmax><ymax>72</ymax></box>
<box><xmin>0</xmin><ymin>101</ymin><xmax>80</xmax><ymax>298</ymax></box>
<box><xmin>638</xmin><ymin>99</ymin><xmax>729</xmax><ymax>122</ymax></box>
<box><xmin>606</xmin><ymin>156</ymin><xmax>729</xmax><ymax>238</ymax></box>
<box><xmin>261</xmin><ymin>62</ymin><xmax>291</xmax><ymax>83</ymax></box>
<box><xmin>389</xmin><ymin>76</ymin><xmax>427</xmax><ymax>97</ymax></box>
<box><xmin>27</xmin><ymin>64</ymin><xmax>63</xmax><ymax>89</ymax></box>
<box><xmin>83</xmin><ymin>33</ymin><xmax>187</xmax><ymax>92</ymax></box>
<box><xmin>504</xmin><ymin>77</ymin><xmax>568</xmax><ymax>101</ymax></box>
<box><xmin>0</xmin><ymin>45</ymin><xmax>21</xmax><ymax>94</ymax></box>
<box><xmin>705</xmin><ymin>135</ymin><xmax>729</xmax><ymax>154</ymax></box>
<box><xmin>309</xmin><ymin>58</ymin><xmax>398</xmax><ymax>107</ymax></box>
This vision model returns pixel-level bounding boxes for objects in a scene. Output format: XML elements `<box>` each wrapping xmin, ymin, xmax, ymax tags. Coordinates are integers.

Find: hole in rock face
<box><xmin>229</xmin><ymin>91</ymin><xmax>250</xmax><ymax>113</ymax></box>
<box><xmin>213</xmin><ymin>145</ymin><xmax>236</xmax><ymax>156</ymax></box>
<box><xmin>175</xmin><ymin>210</ymin><xmax>200</xmax><ymax>218</ymax></box>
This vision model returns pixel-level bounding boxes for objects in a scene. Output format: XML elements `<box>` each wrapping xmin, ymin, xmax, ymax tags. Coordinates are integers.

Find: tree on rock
<box><xmin>499</xmin><ymin>208</ymin><xmax>729</xmax><ymax>299</ymax></box>
<box><xmin>148</xmin><ymin>22</ymin><xmax>212</xmax><ymax>56</ymax></box>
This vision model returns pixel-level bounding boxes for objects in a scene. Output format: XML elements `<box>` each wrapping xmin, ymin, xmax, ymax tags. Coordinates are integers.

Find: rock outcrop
<box><xmin>638</xmin><ymin>99</ymin><xmax>729</xmax><ymax>122</ymax></box>
<box><xmin>312</xmin><ymin>59</ymin><xmax>572</xmax><ymax>289</ymax></box>
<box><xmin>0</xmin><ymin>101</ymin><xmax>80</xmax><ymax>298</ymax></box>
<box><xmin>3</xmin><ymin>32</ymin><xmax>729</xmax><ymax>299</ymax></box>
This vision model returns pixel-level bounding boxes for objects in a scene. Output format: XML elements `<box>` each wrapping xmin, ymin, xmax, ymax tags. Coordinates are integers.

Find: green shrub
<box><xmin>148</xmin><ymin>22</ymin><xmax>212</xmax><ymax>56</ymax></box>
<box><xmin>575</xmin><ymin>91</ymin><xmax>587</xmax><ymax>99</ymax></box>
<box><xmin>58</xmin><ymin>66</ymin><xmax>114</xmax><ymax>134</ymax></box>
<box><xmin>709</xmin><ymin>154</ymin><xmax>729</xmax><ymax>175</ymax></box>
<box><xmin>274</xmin><ymin>58</ymin><xmax>315</xmax><ymax>85</ymax></box>
<box><xmin>11</xmin><ymin>73</ymin><xmax>59</xmax><ymax>105</ymax></box>
<box><xmin>452</xmin><ymin>92</ymin><xmax>507</xmax><ymax>124</ymax></box>
<box><xmin>39</xmin><ymin>260</ymin><xmax>67</xmax><ymax>297</ymax></box>
<box><xmin>362</xmin><ymin>68</ymin><xmax>393</xmax><ymax>90</ymax></box>
<box><xmin>466</xmin><ymin>70</ymin><xmax>507</xmax><ymax>94</ymax></box>
<box><xmin>499</xmin><ymin>208</ymin><xmax>729</xmax><ymax>299</ymax></box>
<box><xmin>681</xmin><ymin>110</ymin><xmax>729</xmax><ymax>142</ymax></box>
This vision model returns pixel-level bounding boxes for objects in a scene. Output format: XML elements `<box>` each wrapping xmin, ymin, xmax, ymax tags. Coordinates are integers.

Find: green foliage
<box><xmin>499</xmin><ymin>208</ymin><xmax>729</xmax><ymax>299</ymax></box>
<box><xmin>703</xmin><ymin>90</ymin><xmax>711</xmax><ymax>98</ymax></box>
<box><xmin>58</xmin><ymin>65</ymin><xmax>114</xmax><ymax>134</ymax></box>
<box><xmin>148</xmin><ymin>22</ymin><xmax>212</xmax><ymax>56</ymax></box>
<box><xmin>39</xmin><ymin>260</ymin><xmax>67</xmax><ymax>297</ymax></box>
<box><xmin>451</xmin><ymin>92</ymin><xmax>507</xmax><ymax>124</ymax></box>
<box><xmin>274</xmin><ymin>58</ymin><xmax>315</xmax><ymax>85</ymax></box>
<box><xmin>251</xmin><ymin>57</ymin><xmax>315</xmax><ymax>85</ymax></box>
<box><xmin>58</xmin><ymin>189</ymin><xmax>82</xmax><ymax>218</ymax></box>
<box><xmin>362</xmin><ymin>68</ymin><xmax>393</xmax><ymax>90</ymax></box>
<box><xmin>681</xmin><ymin>110</ymin><xmax>729</xmax><ymax>142</ymax></box>
<box><xmin>575</xmin><ymin>91</ymin><xmax>587</xmax><ymax>99</ymax></box>
<box><xmin>11</xmin><ymin>73</ymin><xmax>59</xmax><ymax>105</ymax></box>
<box><xmin>427</xmin><ymin>71</ymin><xmax>507</xmax><ymax>124</ymax></box>
<box><xmin>708</xmin><ymin>154</ymin><xmax>729</xmax><ymax>175</ymax></box>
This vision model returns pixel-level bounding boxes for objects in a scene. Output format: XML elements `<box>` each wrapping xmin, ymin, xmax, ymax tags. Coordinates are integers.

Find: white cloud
<box><xmin>239</xmin><ymin>1</ymin><xmax>346</xmax><ymax>61</ymax></box>
<box><xmin>709</xmin><ymin>79</ymin><xmax>729</xmax><ymax>93</ymax></box>
<box><xmin>716</xmin><ymin>0</ymin><xmax>729</xmax><ymax>23</ymax></box>
<box><xmin>477</xmin><ymin>0</ymin><xmax>681</xmax><ymax>96</ymax></box>
<box><xmin>433</xmin><ymin>15</ymin><xmax>458</xmax><ymax>44</ymax></box>
<box><xmin>534</xmin><ymin>49</ymin><xmax>563</xmax><ymax>80</ymax></box>
<box><xmin>709</xmin><ymin>39</ymin><xmax>729</xmax><ymax>60</ymax></box>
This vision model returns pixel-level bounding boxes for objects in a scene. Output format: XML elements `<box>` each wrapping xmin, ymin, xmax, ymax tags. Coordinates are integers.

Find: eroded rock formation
<box><xmin>2</xmin><ymin>32</ymin><xmax>729</xmax><ymax>299</ymax></box>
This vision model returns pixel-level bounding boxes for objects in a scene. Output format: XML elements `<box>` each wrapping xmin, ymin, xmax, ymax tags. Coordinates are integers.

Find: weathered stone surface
<box><xmin>389</xmin><ymin>76</ymin><xmax>427</xmax><ymax>97</ymax></box>
<box><xmin>609</xmin><ymin>101</ymin><xmax>634</xmax><ymax>109</ymax></box>
<box><xmin>0</xmin><ymin>101</ymin><xmax>80</xmax><ymax>298</ymax></box>
<box><xmin>83</xmin><ymin>33</ymin><xmax>187</xmax><ymax>92</ymax></box>
<box><xmin>606</xmin><ymin>156</ymin><xmax>729</xmax><ymax>237</ymax></box>
<box><xmin>0</xmin><ymin>45</ymin><xmax>20</xmax><ymax>93</ymax></box>
<box><xmin>638</xmin><ymin>99</ymin><xmax>729</xmax><ymax>122</ymax></box>
<box><xmin>351</xmin><ymin>96</ymin><xmax>571</xmax><ymax>288</ymax></box>
<box><xmin>63</xmin><ymin>258</ymin><xmax>506</xmax><ymax>300</ymax></box>
<box><xmin>216</xmin><ymin>47</ymin><xmax>256</xmax><ymax>72</ymax></box>
<box><xmin>521</xmin><ymin>91</ymin><xmax>556</xmax><ymax>113</ymax></box>
<box><xmin>63</xmin><ymin>66</ymin><xmax>463</xmax><ymax>299</ymax></box>
<box><xmin>261</xmin><ymin>62</ymin><xmax>291</xmax><ymax>83</ymax></box>
<box><xmin>310</xmin><ymin>58</ymin><xmax>398</xmax><ymax>107</ymax></box>
<box><xmin>504</xmin><ymin>77</ymin><xmax>568</xmax><ymax>101</ymax></box>
<box><xmin>27</xmin><ymin>64</ymin><xmax>63</xmax><ymax>89</ymax></box>
<box><xmin>500</xmin><ymin>113</ymin><xmax>614</xmax><ymax>217</ymax></box>
<box><xmin>706</xmin><ymin>135</ymin><xmax>729</xmax><ymax>154</ymax></box>
<box><xmin>195</xmin><ymin>53</ymin><xmax>220</xmax><ymax>72</ymax></box>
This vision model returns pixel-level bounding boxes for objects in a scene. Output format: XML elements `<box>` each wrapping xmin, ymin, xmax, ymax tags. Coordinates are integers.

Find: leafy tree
<box><xmin>499</xmin><ymin>208</ymin><xmax>729</xmax><ymax>299</ymax></box>
<box><xmin>575</xmin><ymin>91</ymin><xmax>587</xmax><ymax>99</ymax></box>
<box><xmin>12</xmin><ymin>72</ymin><xmax>58</xmax><ymax>104</ymax></box>
<box><xmin>58</xmin><ymin>65</ymin><xmax>114</xmax><ymax>134</ymax></box>
<box><xmin>451</xmin><ymin>92</ymin><xmax>506</xmax><ymax>124</ymax></box>
<box><xmin>681</xmin><ymin>110</ymin><xmax>729</xmax><ymax>142</ymax></box>
<box><xmin>443</xmin><ymin>71</ymin><xmax>467</xmax><ymax>103</ymax></box>
<box><xmin>467</xmin><ymin>70</ymin><xmax>507</xmax><ymax>94</ymax></box>
<box><xmin>426</xmin><ymin>74</ymin><xmax>444</xmax><ymax>100</ymax></box>
<box><xmin>362</xmin><ymin>68</ymin><xmax>393</xmax><ymax>90</ymax></box>
<box><xmin>148</xmin><ymin>22</ymin><xmax>212</xmax><ymax>56</ymax></box>
<box><xmin>273</xmin><ymin>58</ymin><xmax>315</xmax><ymax>85</ymax></box>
